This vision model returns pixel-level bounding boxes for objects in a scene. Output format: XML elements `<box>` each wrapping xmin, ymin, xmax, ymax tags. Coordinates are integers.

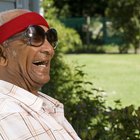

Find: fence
<box><xmin>60</xmin><ymin>17</ymin><xmax>123</xmax><ymax>45</ymax></box>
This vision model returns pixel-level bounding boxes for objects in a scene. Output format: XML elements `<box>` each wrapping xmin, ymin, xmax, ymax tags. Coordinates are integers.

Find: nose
<box><xmin>40</xmin><ymin>40</ymin><xmax>54</xmax><ymax>58</ymax></box>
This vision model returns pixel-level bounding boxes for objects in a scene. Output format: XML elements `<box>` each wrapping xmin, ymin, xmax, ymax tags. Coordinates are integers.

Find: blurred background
<box><xmin>0</xmin><ymin>0</ymin><xmax>140</xmax><ymax>139</ymax></box>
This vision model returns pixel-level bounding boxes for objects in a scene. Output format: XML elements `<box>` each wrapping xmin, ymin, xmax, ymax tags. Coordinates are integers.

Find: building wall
<box><xmin>0</xmin><ymin>0</ymin><xmax>39</xmax><ymax>12</ymax></box>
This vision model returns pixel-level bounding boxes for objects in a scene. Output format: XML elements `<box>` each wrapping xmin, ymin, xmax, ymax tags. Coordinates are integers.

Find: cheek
<box><xmin>5</xmin><ymin>46</ymin><xmax>21</xmax><ymax>60</ymax></box>
<box><xmin>10</xmin><ymin>50</ymin><xmax>18</xmax><ymax>59</ymax></box>
<box><xmin>6</xmin><ymin>47</ymin><xmax>30</xmax><ymax>70</ymax></box>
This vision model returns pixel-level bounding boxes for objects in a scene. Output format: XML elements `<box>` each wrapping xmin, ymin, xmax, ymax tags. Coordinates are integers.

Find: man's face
<box><xmin>4</xmin><ymin>26</ymin><xmax>54</xmax><ymax>89</ymax></box>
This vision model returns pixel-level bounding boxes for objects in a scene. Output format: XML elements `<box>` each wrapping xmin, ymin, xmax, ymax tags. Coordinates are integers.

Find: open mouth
<box><xmin>33</xmin><ymin>60</ymin><xmax>49</xmax><ymax>67</ymax></box>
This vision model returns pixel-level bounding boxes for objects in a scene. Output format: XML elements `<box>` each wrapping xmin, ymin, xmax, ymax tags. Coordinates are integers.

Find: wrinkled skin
<box><xmin>0</xmin><ymin>11</ymin><xmax>54</xmax><ymax>95</ymax></box>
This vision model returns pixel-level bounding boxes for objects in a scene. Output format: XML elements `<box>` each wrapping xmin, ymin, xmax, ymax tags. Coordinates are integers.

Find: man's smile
<box><xmin>33</xmin><ymin>60</ymin><xmax>49</xmax><ymax>67</ymax></box>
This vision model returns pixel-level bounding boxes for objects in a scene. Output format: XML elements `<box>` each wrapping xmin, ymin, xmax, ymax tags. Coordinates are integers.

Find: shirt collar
<box><xmin>0</xmin><ymin>80</ymin><xmax>43</xmax><ymax>111</ymax></box>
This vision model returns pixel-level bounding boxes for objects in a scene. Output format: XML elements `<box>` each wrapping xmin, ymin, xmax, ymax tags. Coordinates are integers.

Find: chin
<box><xmin>37</xmin><ymin>76</ymin><xmax>50</xmax><ymax>86</ymax></box>
<box><xmin>29</xmin><ymin>71</ymin><xmax>50</xmax><ymax>88</ymax></box>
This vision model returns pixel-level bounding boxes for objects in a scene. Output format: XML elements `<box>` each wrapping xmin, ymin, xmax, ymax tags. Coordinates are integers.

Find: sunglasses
<box><xmin>4</xmin><ymin>25</ymin><xmax>58</xmax><ymax>49</ymax></box>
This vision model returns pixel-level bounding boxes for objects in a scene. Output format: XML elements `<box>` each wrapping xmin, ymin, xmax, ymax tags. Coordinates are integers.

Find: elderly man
<box><xmin>0</xmin><ymin>9</ymin><xmax>80</xmax><ymax>140</ymax></box>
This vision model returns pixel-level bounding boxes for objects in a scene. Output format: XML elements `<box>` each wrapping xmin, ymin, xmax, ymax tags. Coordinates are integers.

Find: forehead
<box><xmin>40</xmin><ymin>25</ymin><xmax>49</xmax><ymax>32</ymax></box>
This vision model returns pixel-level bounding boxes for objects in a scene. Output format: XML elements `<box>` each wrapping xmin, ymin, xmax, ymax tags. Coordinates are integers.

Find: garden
<box><xmin>41</xmin><ymin>0</ymin><xmax>140</xmax><ymax>139</ymax></box>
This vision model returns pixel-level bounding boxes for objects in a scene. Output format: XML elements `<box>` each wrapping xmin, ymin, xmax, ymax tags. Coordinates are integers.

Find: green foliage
<box><xmin>53</xmin><ymin>0</ymin><xmax>108</xmax><ymax>17</ymax></box>
<box><xmin>42</xmin><ymin>0</ymin><xmax>82</xmax><ymax>53</ymax></box>
<box><xmin>41</xmin><ymin>0</ymin><xmax>58</xmax><ymax>19</ymax></box>
<box><xmin>41</xmin><ymin>1</ymin><xmax>140</xmax><ymax>139</ymax></box>
<box><xmin>103</xmin><ymin>104</ymin><xmax>140</xmax><ymax>140</ymax></box>
<box><xmin>106</xmin><ymin>0</ymin><xmax>140</xmax><ymax>53</ymax></box>
<box><xmin>42</xmin><ymin>51</ymin><xmax>140</xmax><ymax>139</ymax></box>
<box><xmin>89</xmin><ymin>103</ymin><xmax>140</xmax><ymax>140</ymax></box>
<box><xmin>42</xmin><ymin>55</ymin><xmax>107</xmax><ymax>139</ymax></box>
<box><xmin>66</xmin><ymin>54</ymin><xmax>140</xmax><ymax>107</ymax></box>
<box><xmin>49</xmin><ymin>19</ymin><xmax>82</xmax><ymax>53</ymax></box>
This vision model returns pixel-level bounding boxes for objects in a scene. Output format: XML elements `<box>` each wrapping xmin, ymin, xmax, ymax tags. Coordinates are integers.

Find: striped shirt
<box><xmin>0</xmin><ymin>80</ymin><xmax>81</xmax><ymax>140</ymax></box>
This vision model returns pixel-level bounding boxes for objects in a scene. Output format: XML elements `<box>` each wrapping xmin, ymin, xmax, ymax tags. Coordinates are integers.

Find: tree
<box><xmin>106</xmin><ymin>0</ymin><xmax>140</xmax><ymax>53</ymax></box>
<box><xmin>41</xmin><ymin>2</ymin><xmax>107</xmax><ymax>139</ymax></box>
<box><xmin>41</xmin><ymin>1</ymin><xmax>140</xmax><ymax>139</ymax></box>
<box><xmin>52</xmin><ymin>0</ymin><xmax>108</xmax><ymax>18</ymax></box>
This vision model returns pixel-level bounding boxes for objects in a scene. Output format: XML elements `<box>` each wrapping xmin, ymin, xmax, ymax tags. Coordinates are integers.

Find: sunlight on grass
<box><xmin>65</xmin><ymin>54</ymin><xmax>140</xmax><ymax>108</ymax></box>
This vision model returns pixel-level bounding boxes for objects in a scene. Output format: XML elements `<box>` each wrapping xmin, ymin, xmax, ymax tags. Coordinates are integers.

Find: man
<box><xmin>0</xmin><ymin>9</ymin><xmax>81</xmax><ymax>140</ymax></box>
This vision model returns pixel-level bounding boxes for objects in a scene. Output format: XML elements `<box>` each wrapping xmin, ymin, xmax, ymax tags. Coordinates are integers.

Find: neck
<box><xmin>0</xmin><ymin>71</ymin><xmax>40</xmax><ymax>96</ymax></box>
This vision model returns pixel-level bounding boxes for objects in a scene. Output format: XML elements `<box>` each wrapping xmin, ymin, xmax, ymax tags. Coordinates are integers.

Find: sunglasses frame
<box><xmin>2</xmin><ymin>25</ymin><xmax>58</xmax><ymax>49</ymax></box>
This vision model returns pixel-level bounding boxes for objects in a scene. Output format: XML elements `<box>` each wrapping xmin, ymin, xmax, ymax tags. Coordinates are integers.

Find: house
<box><xmin>0</xmin><ymin>0</ymin><xmax>40</xmax><ymax>13</ymax></box>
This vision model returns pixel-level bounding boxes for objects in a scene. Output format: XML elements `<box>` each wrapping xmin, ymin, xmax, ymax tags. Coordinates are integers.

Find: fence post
<box><xmin>86</xmin><ymin>16</ymin><xmax>90</xmax><ymax>45</ymax></box>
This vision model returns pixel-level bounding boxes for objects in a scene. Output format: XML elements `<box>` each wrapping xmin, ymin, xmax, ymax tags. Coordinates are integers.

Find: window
<box><xmin>16</xmin><ymin>0</ymin><xmax>22</xmax><ymax>8</ymax></box>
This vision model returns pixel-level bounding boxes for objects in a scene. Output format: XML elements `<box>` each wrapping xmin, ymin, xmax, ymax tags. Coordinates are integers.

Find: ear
<box><xmin>0</xmin><ymin>45</ymin><xmax>8</xmax><ymax>66</ymax></box>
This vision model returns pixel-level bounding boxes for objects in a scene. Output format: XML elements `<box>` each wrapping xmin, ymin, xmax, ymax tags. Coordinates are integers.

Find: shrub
<box><xmin>42</xmin><ymin>55</ymin><xmax>107</xmax><ymax>139</ymax></box>
<box><xmin>41</xmin><ymin>12</ymin><xmax>140</xmax><ymax>140</ymax></box>
<box><xmin>47</xmin><ymin>19</ymin><xmax>82</xmax><ymax>53</ymax></box>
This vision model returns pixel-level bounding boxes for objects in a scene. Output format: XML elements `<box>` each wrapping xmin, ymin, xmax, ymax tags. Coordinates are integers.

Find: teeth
<box><xmin>33</xmin><ymin>61</ymin><xmax>48</xmax><ymax>66</ymax></box>
<box><xmin>41</xmin><ymin>65</ymin><xmax>46</xmax><ymax>67</ymax></box>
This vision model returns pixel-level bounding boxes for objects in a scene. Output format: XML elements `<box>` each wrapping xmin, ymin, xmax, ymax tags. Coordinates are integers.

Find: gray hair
<box><xmin>0</xmin><ymin>9</ymin><xmax>30</xmax><ymax>25</ymax></box>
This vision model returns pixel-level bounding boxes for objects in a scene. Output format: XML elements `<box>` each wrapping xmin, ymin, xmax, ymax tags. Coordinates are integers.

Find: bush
<box><xmin>99</xmin><ymin>104</ymin><xmax>140</xmax><ymax>140</ymax></box>
<box><xmin>42</xmin><ymin>48</ymin><xmax>140</xmax><ymax>139</ymax></box>
<box><xmin>41</xmin><ymin>11</ymin><xmax>140</xmax><ymax>140</ymax></box>
<box><xmin>47</xmin><ymin>19</ymin><xmax>82</xmax><ymax>53</ymax></box>
<box><xmin>41</xmin><ymin>18</ymin><xmax>107</xmax><ymax>139</ymax></box>
<box><xmin>42</xmin><ymin>54</ymin><xmax>107</xmax><ymax>139</ymax></box>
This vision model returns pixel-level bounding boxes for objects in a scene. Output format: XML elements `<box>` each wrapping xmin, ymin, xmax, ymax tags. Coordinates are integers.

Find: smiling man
<box><xmin>0</xmin><ymin>9</ymin><xmax>81</xmax><ymax>140</ymax></box>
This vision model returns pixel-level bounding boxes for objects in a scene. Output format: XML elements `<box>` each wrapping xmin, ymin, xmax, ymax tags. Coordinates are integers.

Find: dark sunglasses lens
<box><xmin>26</xmin><ymin>25</ymin><xmax>45</xmax><ymax>47</ymax></box>
<box><xmin>26</xmin><ymin>25</ymin><xmax>58</xmax><ymax>48</ymax></box>
<box><xmin>46</xmin><ymin>28</ymin><xmax>58</xmax><ymax>49</ymax></box>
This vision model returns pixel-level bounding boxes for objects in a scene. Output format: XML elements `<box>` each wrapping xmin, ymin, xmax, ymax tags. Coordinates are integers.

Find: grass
<box><xmin>65</xmin><ymin>54</ymin><xmax>140</xmax><ymax>108</ymax></box>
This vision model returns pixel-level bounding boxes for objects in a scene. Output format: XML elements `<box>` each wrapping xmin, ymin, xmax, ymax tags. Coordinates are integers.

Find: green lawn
<box><xmin>65</xmin><ymin>54</ymin><xmax>140</xmax><ymax>108</ymax></box>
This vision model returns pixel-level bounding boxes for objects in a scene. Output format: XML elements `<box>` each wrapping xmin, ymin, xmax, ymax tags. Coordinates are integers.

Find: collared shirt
<box><xmin>0</xmin><ymin>80</ymin><xmax>81</xmax><ymax>140</ymax></box>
